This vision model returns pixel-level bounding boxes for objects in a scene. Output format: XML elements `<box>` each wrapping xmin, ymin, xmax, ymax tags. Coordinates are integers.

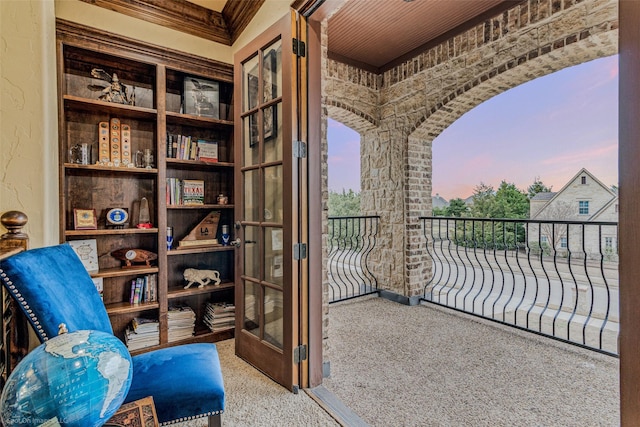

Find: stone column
<box><xmin>361</xmin><ymin>124</ymin><xmax>431</xmax><ymax>300</ymax></box>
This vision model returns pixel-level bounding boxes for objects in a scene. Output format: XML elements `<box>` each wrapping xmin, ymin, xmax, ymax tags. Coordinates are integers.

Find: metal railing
<box><xmin>421</xmin><ymin>216</ymin><xmax>619</xmax><ymax>356</ymax></box>
<box><xmin>327</xmin><ymin>216</ymin><xmax>379</xmax><ymax>303</ymax></box>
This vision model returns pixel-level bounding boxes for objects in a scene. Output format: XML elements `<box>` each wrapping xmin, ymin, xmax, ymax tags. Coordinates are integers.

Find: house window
<box><xmin>560</xmin><ymin>237</ymin><xmax>568</xmax><ymax>248</ymax></box>
<box><xmin>578</xmin><ymin>200</ymin><xmax>589</xmax><ymax>215</ymax></box>
<box><xmin>605</xmin><ymin>237</ymin><xmax>613</xmax><ymax>249</ymax></box>
<box><xmin>581</xmin><ymin>176</ymin><xmax>587</xmax><ymax>184</ymax></box>
<box><xmin>541</xmin><ymin>236</ymin><xmax>548</xmax><ymax>244</ymax></box>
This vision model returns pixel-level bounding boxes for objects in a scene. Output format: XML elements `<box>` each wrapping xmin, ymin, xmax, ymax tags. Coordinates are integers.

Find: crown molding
<box><xmin>79</xmin><ymin>0</ymin><xmax>262</xmax><ymax>46</ymax></box>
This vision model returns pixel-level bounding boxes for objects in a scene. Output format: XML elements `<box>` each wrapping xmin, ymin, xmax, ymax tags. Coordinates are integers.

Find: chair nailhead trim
<box><xmin>0</xmin><ymin>268</ymin><xmax>49</xmax><ymax>341</ymax></box>
<box><xmin>159</xmin><ymin>410</ymin><xmax>224</xmax><ymax>426</ymax></box>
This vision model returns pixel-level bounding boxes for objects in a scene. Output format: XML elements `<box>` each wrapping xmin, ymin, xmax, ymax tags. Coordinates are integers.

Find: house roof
<box><xmin>531</xmin><ymin>192</ymin><xmax>556</xmax><ymax>201</ymax></box>
<box><xmin>530</xmin><ymin>168</ymin><xmax>617</xmax><ymax>220</ymax></box>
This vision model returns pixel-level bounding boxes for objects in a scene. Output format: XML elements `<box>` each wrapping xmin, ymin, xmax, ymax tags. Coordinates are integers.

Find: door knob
<box><xmin>233</xmin><ymin>238</ymin><xmax>241</xmax><ymax>247</ymax></box>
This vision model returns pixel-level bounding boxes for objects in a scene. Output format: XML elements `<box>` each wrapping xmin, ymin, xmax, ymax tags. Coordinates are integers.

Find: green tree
<box><xmin>445</xmin><ymin>198</ymin><xmax>468</xmax><ymax>217</ymax></box>
<box><xmin>527</xmin><ymin>177</ymin><xmax>552</xmax><ymax>199</ymax></box>
<box><xmin>492</xmin><ymin>181</ymin><xmax>529</xmax><ymax>219</ymax></box>
<box><xmin>469</xmin><ymin>183</ymin><xmax>495</xmax><ymax>218</ymax></box>
<box><xmin>328</xmin><ymin>189</ymin><xmax>361</xmax><ymax>217</ymax></box>
<box><xmin>432</xmin><ymin>206</ymin><xmax>447</xmax><ymax>216</ymax></box>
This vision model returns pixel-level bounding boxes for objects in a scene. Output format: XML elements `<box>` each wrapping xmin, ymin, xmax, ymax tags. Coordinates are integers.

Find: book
<box><xmin>197</xmin><ymin>140</ymin><xmax>218</xmax><ymax>162</ymax></box>
<box><xmin>92</xmin><ymin>277</ymin><xmax>103</xmax><ymax>300</ymax></box>
<box><xmin>105</xmin><ymin>396</ymin><xmax>159</xmax><ymax>427</ymax></box>
<box><xmin>182</xmin><ymin>179</ymin><xmax>204</xmax><ymax>205</ymax></box>
<box><xmin>68</xmin><ymin>239</ymin><xmax>99</xmax><ymax>274</ymax></box>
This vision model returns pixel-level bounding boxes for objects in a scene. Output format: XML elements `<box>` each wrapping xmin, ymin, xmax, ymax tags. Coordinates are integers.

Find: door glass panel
<box><xmin>244</xmin><ymin>226</ymin><xmax>260</xmax><ymax>279</ymax></box>
<box><xmin>244</xmin><ymin>281</ymin><xmax>261</xmax><ymax>338</ymax></box>
<box><xmin>243</xmin><ymin>113</ymin><xmax>259</xmax><ymax>166</ymax></box>
<box><xmin>263</xmin><ymin>40</ymin><xmax>282</xmax><ymax>102</ymax></box>
<box><xmin>264</xmin><ymin>286</ymin><xmax>283</xmax><ymax>349</ymax></box>
<box><xmin>264</xmin><ymin>165</ymin><xmax>283</xmax><ymax>224</ymax></box>
<box><xmin>243</xmin><ymin>55</ymin><xmax>259</xmax><ymax>111</ymax></box>
<box><xmin>243</xmin><ymin>169</ymin><xmax>260</xmax><ymax>221</ymax></box>
<box><xmin>265</xmin><ymin>227</ymin><xmax>284</xmax><ymax>287</ymax></box>
<box><xmin>263</xmin><ymin>102</ymin><xmax>283</xmax><ymax>163</ymax></box>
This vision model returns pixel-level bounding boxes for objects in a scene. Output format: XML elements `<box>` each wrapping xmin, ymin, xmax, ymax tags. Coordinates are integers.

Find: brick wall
<box><xmin>322</xmin><ymin>0</ymin><xmax>618</xmax><ymax>301</ymax></box>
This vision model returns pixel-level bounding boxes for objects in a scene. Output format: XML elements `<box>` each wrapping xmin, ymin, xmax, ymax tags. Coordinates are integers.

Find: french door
<box><xmin>234</xmin><ymin>12</ymin><xmax>309</xmax><ymax>390</ymax></box>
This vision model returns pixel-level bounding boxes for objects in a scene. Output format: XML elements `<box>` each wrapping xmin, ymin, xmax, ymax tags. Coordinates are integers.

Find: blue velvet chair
<box><xmin>0</xmin><ymin>244</ymin><xmax>225</xmax><ymax>426</ymax></box>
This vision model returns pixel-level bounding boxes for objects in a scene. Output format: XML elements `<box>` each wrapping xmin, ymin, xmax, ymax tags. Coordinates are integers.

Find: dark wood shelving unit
<box><xmin>57</xmin><ymin>21</ymin><xmax>236</xmax><ymax>353</ymax></box>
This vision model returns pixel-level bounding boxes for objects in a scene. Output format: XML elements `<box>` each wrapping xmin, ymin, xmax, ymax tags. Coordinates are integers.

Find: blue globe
<box><xmin>0</xmin><ymin>330</ymin><xmax>133</xmax><ymax>427</ymax></box>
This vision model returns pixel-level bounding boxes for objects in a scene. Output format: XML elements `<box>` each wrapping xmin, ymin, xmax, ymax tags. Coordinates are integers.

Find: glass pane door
<box><xmin>235</xmin><ymin>16</ymin><xmax>296</xmax><ymax>389</ymax></box>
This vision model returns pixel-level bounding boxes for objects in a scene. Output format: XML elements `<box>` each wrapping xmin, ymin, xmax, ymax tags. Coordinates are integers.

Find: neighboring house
<box><xmin>529</xmin><ymin>168</ymin><xmax>618</xmax><ymax>260</ymax></box>
<box><xmin>432</xmin><ymin>194</ymin><xmax>449</xmax><ymax>209</ymax></box>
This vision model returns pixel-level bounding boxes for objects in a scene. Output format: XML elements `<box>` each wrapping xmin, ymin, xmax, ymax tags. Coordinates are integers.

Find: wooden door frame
<box><xmin>619</xmin><ymin>1</ymin><xmax>640</xmax><ymax>424</ymax></box>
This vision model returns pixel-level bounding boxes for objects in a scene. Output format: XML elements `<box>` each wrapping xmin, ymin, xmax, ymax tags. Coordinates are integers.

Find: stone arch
<box><xmin>410</xmin><ymin>31</ymin><xmax>618</xmax><ymax>141</ymax></box>
<box><xmin>327</xmin><ymin>102</ymin><xmax>377</xmax><ymax>134</ymax></box>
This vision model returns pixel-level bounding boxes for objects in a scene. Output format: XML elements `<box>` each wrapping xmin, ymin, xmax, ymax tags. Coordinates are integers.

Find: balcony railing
<box><xmin>420</xmin><ymin>216</ymin><xmax>619</xmax><ymax>356</ymax></box>
<box><xmin>327</xmin><ymin>216</ymin><xmax>379</xmax><ymax>303</ymax></box>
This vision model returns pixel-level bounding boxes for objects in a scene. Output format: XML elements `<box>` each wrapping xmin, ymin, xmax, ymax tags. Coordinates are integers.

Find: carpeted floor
<box><xmin>322</xmin><ymin>296</ymin><xmax>620</xmax><ymax>427</ymax></box>
<box><xmin>173</xmin><ymin>296</ymin><xmax>619</xmax><ymax>426</ymax></box>
<box><xmin>174</xmin><ymin>338</ymin><xmax>339</xmax><ymax>427</ymax></box>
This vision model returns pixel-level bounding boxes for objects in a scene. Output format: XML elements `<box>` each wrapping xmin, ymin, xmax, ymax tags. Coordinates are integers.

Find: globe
<box><xmin>0</xmin><ymin>330</ymin><xmax>133</xmax><ymax>427</ymax></box>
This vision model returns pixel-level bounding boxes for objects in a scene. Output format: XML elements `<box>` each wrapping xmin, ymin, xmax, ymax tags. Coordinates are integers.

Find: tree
<box><xmin>432</xmin><ymin>206</ymin><xmax>447</xmax><ymax>216</ymax></box>
<box><xmin>328</xmin><ymin>189</ymin><xmax>361</xmax><ymax>217</ymax></box>
<box><xmin>446</xmin><ymin>198</ymin><xmax>468</xmax><ymax>217</ymax></box>
<box><xmin>469</xmin><ymin>183</ymin><xmax>495</xmax><ymax>218</ymax></box>
<box><xmin>527</xmin><ymin>177</ymin><xmax>552</xmax><ymax>199</ymax></box>
<box><xmin>492</xmin><ymin>181</ymin><xmax>529</xmax><ymax>219</ymax></box>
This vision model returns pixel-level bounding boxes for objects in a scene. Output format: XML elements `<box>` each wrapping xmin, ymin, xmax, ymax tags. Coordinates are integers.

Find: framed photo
<box><xmin>263</xmin><ymin>48</ymin><xmax>278</xmax><ymax>102</ymax></box>
<box><xmin>247</xmin><ymin>73</ymin><xmax>258</xmax><ymax>111</ymax></box>
<box><xmin>249</xmin><ymin>113</ymin><xmax>259</xmax><ymax>148</ymax></box>
<box><xmin>73</xmin><ymin>208</ymin><xmax>97</xmax><ymax>230</ymax></box>
<box><xmin>264</xmin><ymin>105</ymin><xmax>277</xmax><ymax>141</ymax></box>
<box><xmin>183</xmin><ymin>77</ymin><xmax>219</xmax><ymax>118</ymax></box>
<box><xmin>68</xmin><ymin>239</ymin><xmax>99</xmax><ymax>273</ymax></box>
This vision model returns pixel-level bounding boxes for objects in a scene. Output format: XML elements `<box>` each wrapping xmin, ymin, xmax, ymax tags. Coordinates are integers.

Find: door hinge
<box><xmin>293</xmin><ymin>243</ymin><xmax>307</xmax><ymax>260</ymax></box>
<box><xmin>293</xmin><ymin>140</ymin><xmax>307</xmax><ymax>158</ymax></box>
<box><xmin>294</xmin><ymin>344</ymin><xmax>307</xmax><ymax>364</ymax></box>
<box><xmin>293</xmin><ymin>38</ymin><xmax>306</xmax><ymax>57</ymax></box>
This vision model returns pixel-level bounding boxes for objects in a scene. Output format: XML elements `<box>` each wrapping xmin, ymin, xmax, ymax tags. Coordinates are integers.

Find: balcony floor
<box><xmin>323</xmin><ymin>296</ymin><xmax>619</xmax><ymax>426</ymax></box>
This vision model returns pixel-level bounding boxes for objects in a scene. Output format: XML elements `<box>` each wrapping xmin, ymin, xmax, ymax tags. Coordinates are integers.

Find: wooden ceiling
<box><xmin>84</xmin><ymin>0</ymin><xmax>516</xmax><ymax>74</ymax></box>
<box><xmin>327</xmin><ymin>0</ymin><xmax>515</xmax><ymax>73</ymax></box>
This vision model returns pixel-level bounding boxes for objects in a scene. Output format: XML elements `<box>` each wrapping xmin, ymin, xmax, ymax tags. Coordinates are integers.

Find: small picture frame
<box><xmin>73</xmin><ymin>208</ymin><xmax>98</xmax><ymax>230</ymax></box>
<box><xmin>247</xmin><ymin>73</ymin><xmax>258</xmax><ymax>111</ymax></box>
<box><xmin>183</xmin><ymin>77</ymin><xmax>219</xmax><ymax>118</ymax></box>
<box><xmin>249</xmin><ymin>113</ymin><xmax>259</xmax><ymax>148</ymax></box>
<box><xmin>263</xmin><ymin>105</ymin><xmax>277</xmax><ymax>141</ymax></box>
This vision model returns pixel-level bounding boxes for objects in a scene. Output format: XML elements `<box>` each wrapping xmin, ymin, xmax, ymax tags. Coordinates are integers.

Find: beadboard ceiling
<box><xmin>86</xmin><ymin>0</ymin><xmax>516</xmax><ymax>74</ymax></box>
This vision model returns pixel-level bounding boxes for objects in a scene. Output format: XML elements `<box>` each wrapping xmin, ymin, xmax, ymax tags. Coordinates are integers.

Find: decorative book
<box><xmin>182</xmin><ymin>179</ymin><xmax>205</xmax><ymax>205</ymax></box>
<box><xmin>105</xmin><ymin>396</ymin><xmax>159</xmax><ymax>427</ymax></box>
<box><xmin>197</xmin><ymin>140</ymin><xmax>218</xmax><ymax>162</ymax></box>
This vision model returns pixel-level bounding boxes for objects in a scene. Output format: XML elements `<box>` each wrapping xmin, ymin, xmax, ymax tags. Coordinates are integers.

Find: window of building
<box><xmin>578</xmin><ymin>200</ymin><xmax>589</xmax><ymax>215</ymax></box>
<box><xmin>581</xmin><ymin>176</ymin><xmax>587</xmax><ymax>184</ymax></box>
<box><xmin>560</xmin><ymin>237</ymin><xmax>567</xmax><ymax>248</ymax></box>
<box><xmin>541</xmin><ymin>236</ymin><xmax>548</xmax><ymax>244</ymax></box>
<box><xmin>605</xmin><ymin>237</ymin><xmax>613</xmax><ymax>249</ymax></box>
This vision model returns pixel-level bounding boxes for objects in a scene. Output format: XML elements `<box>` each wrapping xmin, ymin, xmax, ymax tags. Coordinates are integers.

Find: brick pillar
<box><xmin>361</xmin><ymin>126</ymin><xmax>432</xmax><ymax>300</ymax></box>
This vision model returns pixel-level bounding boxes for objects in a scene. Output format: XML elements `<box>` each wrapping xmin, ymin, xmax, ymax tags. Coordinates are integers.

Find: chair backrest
<box><xmin>0</xmin><ymin>244</ymin><xmax>112</xmax><ymax>341</ymax></box>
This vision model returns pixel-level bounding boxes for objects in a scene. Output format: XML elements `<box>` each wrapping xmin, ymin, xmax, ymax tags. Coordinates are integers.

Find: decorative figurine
<box><xmin>111</xmin><ymin>248</ymin><xmax>157</xmax><ymax>268</ymax></box>
<box><xmin>136</xmin><ymin>197</ymin><xmax>152</xmax><ymax>229</ymax></box>
<box><xmin>89</xmin><ymin>68</ymin><xmax>135</xmax><ymax>105</ymax></box>
<box><xmin>183</xmin><ymin>268</ymin><xmax>221</xmax><ymax>289</ymax></box>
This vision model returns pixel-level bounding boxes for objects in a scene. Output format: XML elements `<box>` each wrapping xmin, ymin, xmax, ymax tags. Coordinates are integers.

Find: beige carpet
<box><xmin>323</xmin><ymin>296</ymin><xmax>620</xmax><ymax>427</ymax></box>
<box><xmin>174</xmin><ymin>339</ymin><xmax>339</xmax><ymax>427</ymax></box>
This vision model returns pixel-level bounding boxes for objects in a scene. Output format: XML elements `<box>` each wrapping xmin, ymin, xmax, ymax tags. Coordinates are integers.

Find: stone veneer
<box><xmin>320</xmin><ymin>0</ymin><xmax>618</xmax><ymax>356</ymax></box>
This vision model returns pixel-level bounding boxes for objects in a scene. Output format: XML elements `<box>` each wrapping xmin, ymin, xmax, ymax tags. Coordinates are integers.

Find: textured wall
<box><xmin>324</xmin><ymin>0</ymin><xmax>619</xmax><ymax>298</ymax></box>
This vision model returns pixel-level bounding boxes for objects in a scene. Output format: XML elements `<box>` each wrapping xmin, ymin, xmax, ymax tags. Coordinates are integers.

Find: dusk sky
<box><xmin>327</xmin><ymin>54</ymin><xmax>618</xmax><ymax>200</ymax></box>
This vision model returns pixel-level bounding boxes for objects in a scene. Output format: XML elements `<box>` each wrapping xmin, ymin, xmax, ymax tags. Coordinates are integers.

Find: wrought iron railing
<box><xmin>327</xmin><ymin>216</ymin><xmax>379</xmax><ymax>303</ymax></box>
<box><xmin>421</xmin><ymin>216</ymin><xmax>619</xmax><ymax>356</ymax></box>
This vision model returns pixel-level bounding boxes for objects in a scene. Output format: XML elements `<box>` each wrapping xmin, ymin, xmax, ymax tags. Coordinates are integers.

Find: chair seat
<box><xmin>125</xmin><ymin>343</ymin><xmax>225</xmax><ymax>424</ymax></box>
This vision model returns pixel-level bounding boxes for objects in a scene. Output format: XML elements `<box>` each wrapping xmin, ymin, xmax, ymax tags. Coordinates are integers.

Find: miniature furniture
<box><xmin>0</xmin><ymin>243</ymin><xmax>224</xmax><ymax>426</ymax></box>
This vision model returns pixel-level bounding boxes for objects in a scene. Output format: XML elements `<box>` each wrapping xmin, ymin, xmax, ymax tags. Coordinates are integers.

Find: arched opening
<box><xmin>327</xmin><ymin>119</ymin><xmax>361</xmax><ymax>217</ymax></box>
<box><xmin>432</xmin><ymin>55</ymin><xmax>618</xmax><ymax>205</ymax></box>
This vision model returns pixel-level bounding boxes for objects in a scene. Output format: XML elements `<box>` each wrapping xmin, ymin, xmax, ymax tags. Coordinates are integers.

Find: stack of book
<box><xmin>166</xmin><ymin>133</ymin><xmax>218</xmax><ymax>162</ymax></box>
<box><xmin>167</xmin><ymin>305</ymin><xmax>196</xmax><ymax>342</ymax></box>
<box><xmin>129</xmin><ymin>274</ymin><xmax>158</xmax><ymax>304</ymax></box>
<box><xmin>125</xmin><ymin>317</ymin><xmax>160</xmax><ymax>351</ymax></box>
<box><xmin>166</xmin><ymin>178</ymin><xmax>205</xmax><ymax>206</ymax></box>
<box><xmin>203</xmin><ymin>302</ymin><xmax>235</xmax><ymax>333</ymax></box>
